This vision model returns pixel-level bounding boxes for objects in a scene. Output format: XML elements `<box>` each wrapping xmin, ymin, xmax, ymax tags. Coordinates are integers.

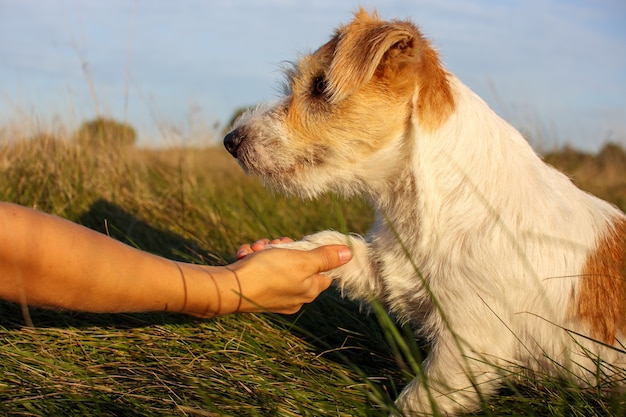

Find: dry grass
<box><xmin>544</xmin><ymin>143</ymin><xmax>626</xmax><ymax>211</ymax></box>
<box><xmin>0</xmin><ymin>125</ymin><xmax>625</xmax><ymax>416</ymax></box>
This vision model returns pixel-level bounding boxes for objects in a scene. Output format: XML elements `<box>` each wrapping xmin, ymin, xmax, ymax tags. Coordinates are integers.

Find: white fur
<box><xmin>224</xmin><ymin>15</ymin><xmax>626</xmax><ymax>416</ymax></box>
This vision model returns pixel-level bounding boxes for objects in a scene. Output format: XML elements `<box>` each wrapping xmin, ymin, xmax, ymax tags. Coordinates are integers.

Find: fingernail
<box><xmin>338</xmin><ymin>247</ymin><xmax>352</xmax><ymax>263</ymax></box>
<box><xmin>237</xmin><ymin>249</ymin><xmax>249</xmax><ymax>259</ymax></box>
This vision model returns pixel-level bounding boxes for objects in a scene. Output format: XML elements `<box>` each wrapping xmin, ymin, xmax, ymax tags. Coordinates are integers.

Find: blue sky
<box><xmin>1</xmin><ymin>0</ymin><xmax>625</xmax><ymax>151</ymax></box>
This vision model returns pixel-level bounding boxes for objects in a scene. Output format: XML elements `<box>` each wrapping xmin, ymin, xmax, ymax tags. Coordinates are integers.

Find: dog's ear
<box><xmin>328</xmin><ymin>9</ymin><xmax>455</xmax><ymax>132</ymax></box>
<box><xmin>327</xmin><ymin>10</ymin><xmax>415</xmax><ymax>103</ymax></box>
<box><xmin>413</xmin><ymin>40</ymin><xmax>456</xmax><ymax>132</ymax></box>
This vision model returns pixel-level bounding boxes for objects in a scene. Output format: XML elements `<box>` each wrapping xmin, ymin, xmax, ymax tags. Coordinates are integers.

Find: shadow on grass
<box><xmin>0</xmin><ymin>199</ymin><xmax>413</xmax><ymax>404</ymax></box>
<box><xmin>78</xmin><ymin>199</ymin><xmax>215</xmax><ymax>264</ymax></box>
<box><xmin>271</xmin><ymin>290</ymin><xmax>421</xmax><ymax>406</ymax></box>
<box><xmin>0</xmin><ymin>302</ymin><xmax>197</xmax><ymax>330</ymax></box>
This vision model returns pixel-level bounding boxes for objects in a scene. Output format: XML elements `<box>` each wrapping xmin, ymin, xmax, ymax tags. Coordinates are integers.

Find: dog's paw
<box><xmin>302</xmin><ymin>230</ymin><xmax>361</xmax><ymax>248</ymax></box>
<box><xmin>268</xmin><ymin>230</ymin><xmax>360</xmax><ymax>252</ymax></box>
<box><xmin>270</xmin><ymin>231</ymin><xmax>376</xmax><ymax>298</ymax></box>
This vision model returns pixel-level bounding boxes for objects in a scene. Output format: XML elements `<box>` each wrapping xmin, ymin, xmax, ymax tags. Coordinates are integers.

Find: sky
<box><xmin>1</xmin><ymin>0</ymin><xmax>625</xmax><ymax>151</ymax></box>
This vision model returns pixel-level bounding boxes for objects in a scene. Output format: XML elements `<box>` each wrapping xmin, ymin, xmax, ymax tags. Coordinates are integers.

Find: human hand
<box><xmin>228</xmin><ymin>242</ymin><xmax>353</xmax><ymax>314</ymax></box>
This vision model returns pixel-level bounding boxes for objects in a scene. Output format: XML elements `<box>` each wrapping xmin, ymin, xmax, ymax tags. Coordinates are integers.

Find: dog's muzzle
<box><xmin>223</xmin><ymin>128</ymin><xmax>245</xmax><ymax>158</ymax></box>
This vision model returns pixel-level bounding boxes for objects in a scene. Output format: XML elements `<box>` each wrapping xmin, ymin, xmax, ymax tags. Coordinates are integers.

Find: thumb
<box><xmin>308</xmin><ymin>245</ymin><xmax>353</xmax><ymax>273</ymax></box>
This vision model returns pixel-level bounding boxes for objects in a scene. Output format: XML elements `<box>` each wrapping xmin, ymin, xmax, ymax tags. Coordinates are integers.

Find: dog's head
<box><xmin>224</xmin><ymin>9</ymin><xmax>454</xmax><ymax>198</ymax></box>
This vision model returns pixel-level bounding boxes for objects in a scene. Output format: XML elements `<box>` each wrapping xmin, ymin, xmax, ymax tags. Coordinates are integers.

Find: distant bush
<box><xmin>73</xmin><ymin>117</ymin><xmax>137</xmax><ymax>149</ymax></box>
<box><xmin>544</xmin><ymin>142</ymin><xmax>626</xmax><ymax>212</ymax></box>
<box><xmin>597</xmin><ymin>142</ymin><xmax>626</xmax><ymax>169</ymax></box>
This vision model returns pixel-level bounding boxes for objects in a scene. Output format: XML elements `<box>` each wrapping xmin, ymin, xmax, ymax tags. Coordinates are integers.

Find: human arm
<box><xmin>0</xmin><ymin>203</ymin><xmax>352</xmax><ymax>317</ymax></box>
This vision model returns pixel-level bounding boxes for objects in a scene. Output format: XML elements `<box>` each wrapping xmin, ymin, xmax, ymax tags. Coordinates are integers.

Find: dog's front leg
<box><xmin>270</xmin><ymin>230</ymin><xmax>382</xmax><ymax>301</ymax></box>
<box><xmin>396</xmin><ymin>329</ymin><xmax>503</xmax><ymax>416</ymax></box>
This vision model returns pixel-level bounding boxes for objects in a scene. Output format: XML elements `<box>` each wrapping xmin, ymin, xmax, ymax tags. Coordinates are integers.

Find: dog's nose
<box><xmin>223</xmin><ymin>128</ymin><xmax>244</xmax><ymax>158</ymax></box>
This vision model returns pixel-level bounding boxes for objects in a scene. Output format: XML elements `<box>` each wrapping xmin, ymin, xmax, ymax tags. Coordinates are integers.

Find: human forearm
<box><xmin>0</xmin><ymin>203</ymin><xmax>222</xmax><ymax>315</ymax></box>
<box><xmin>0</xmin><ymin>202</ymin><xmax>352</xmax><ymax>317</ymax></box>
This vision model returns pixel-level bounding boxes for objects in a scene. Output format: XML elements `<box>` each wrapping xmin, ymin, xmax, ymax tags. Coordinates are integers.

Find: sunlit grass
<box><xmin>0</xmin><ymin>127</ymin><xmax>625</xmax><ymax>415</ymax></box>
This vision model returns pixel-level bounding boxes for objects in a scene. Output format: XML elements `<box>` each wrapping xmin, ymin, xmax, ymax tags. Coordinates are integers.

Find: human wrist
<box><xmin>174</xmin><ymin>263</ymin><xmax>243</xmax><ymax>318</ymax></box>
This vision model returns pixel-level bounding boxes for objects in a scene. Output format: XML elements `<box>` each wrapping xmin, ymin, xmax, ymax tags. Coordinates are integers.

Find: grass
<box><xmin>0</xmin><ymin>130</ymin><xmax>625</xmax><ymax>416</ymax></box>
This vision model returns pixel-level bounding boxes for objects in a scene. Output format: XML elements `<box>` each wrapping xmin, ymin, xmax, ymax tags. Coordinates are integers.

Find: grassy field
<box><xmin>0</xmin><ymin>131</ymin><xmax>625</xmax><ymax>416</ymax></box>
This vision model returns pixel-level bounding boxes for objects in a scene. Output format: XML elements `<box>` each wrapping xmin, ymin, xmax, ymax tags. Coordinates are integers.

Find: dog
<box><xmin>224</xmin><ymin>9</ymin><xmax>626</xmax><ymax>415</ymax></box>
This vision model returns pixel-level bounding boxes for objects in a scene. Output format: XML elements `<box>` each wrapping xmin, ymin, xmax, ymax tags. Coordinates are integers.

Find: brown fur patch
<box><xmin>324</xmin><ymin>9</ymin><xmax>455</xmax><ymax>132</ymax></box>
<box><xmin>573</xmin><ymin>217</ymin><xmax>626</xmax><ymax>343</ymax></box>
<box><xmin>415</xmin><ymin>46</ymin><xmax>455</xmax><ymax>133</ymax></box>
<box><xmin>327</xmin><ymin>10</ymin><xmax>416</xmax><ymax>102</ymax></box>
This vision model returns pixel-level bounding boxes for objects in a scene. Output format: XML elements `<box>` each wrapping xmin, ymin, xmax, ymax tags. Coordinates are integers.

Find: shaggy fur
<box><xmin>224</xmin><ymin>9</ymin><xmax>626</xmax><ymax>415</ymax></box>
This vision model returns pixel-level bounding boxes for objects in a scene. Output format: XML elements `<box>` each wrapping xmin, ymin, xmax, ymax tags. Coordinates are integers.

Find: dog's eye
<box><xmin>311</xmin><ymin>75</ymin><xmax>327</xmax><ymax>97</ymax></box>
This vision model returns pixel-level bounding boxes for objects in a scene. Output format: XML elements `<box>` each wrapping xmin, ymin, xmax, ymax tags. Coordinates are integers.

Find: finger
<box><xmin>307</xmin><ymin>245</ymin><xmax>352</xmax><ymax>273</ymax></box>
<box><xmin>269</xmin><ymin>236</ymin><xmax>293</xmax><ymax>244</ymax></box>
<box><xmin>276</xmin><ymin>275</ymin><xmax>332</xmax><ymax>315</ymax></box>
<box><xmin>236</xmin><ymin>244</ymin><xmax>253</xmax><ymax>259</ymax></box>
<box><xmin>251</xmin><ymin>238</ymin><xmax>271</xmax><ymax>251</ymax></box>
<box><xmin>295</xmin><ymin>274</ymin><xmax>333</xmax><ymax>309</ymax></box>
<box><xmin>312</xmin><ymin>273</ymin><xmax>333</xmax><ymax>293</ymax></box>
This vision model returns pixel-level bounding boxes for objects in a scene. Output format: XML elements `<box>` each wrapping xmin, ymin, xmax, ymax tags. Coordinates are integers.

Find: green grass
<box><xmin>0</xmin><ymin>133</ymin><xmax>625</xmax><ymax>416</ymax></box>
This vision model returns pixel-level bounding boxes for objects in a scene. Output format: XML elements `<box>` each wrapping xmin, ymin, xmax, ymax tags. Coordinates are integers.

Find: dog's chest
<box><xmin>370</xmin><ymin>217</ymin><xmax>434</xmax><ymax>324</ymax></box>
